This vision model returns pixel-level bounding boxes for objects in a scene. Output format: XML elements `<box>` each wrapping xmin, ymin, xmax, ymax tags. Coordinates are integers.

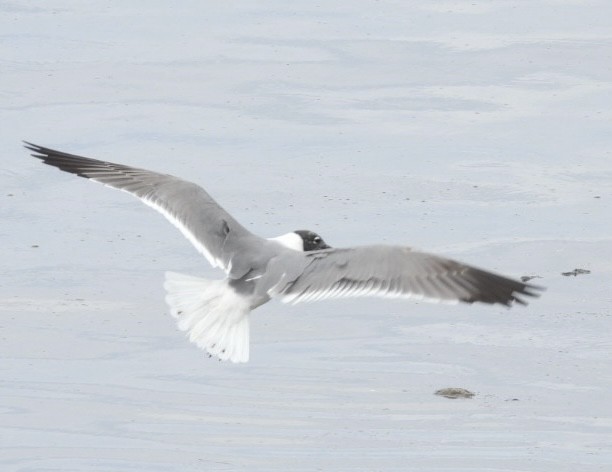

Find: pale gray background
<box><xmin>1</xmin><ymin>1</ymin><xmax>612</xmax><ymax>471</ymax></box>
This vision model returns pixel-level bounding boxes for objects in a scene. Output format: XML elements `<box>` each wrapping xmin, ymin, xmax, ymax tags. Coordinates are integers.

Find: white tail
<box><xmin>164</xmin><ymin>272</ymin><xmax>251</xmax><ymax>363</ymax></box>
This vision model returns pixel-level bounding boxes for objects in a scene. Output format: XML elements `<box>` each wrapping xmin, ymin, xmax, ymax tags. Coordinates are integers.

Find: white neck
<box><xmin>267</xmin><ymin>232</ymin><xmax>304</xmax><ymax>251</ymax></box>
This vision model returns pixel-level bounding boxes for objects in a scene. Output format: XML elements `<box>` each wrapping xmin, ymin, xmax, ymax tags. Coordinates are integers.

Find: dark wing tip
<box><xmin>23</xmin><ymin>141</ymin><xmax>115</xmax><ymax>179</ymax></box>
<box><xmin>24</xmin><ymin>141</ymin><xmax>83</xmax><ymax>160</ymax></box>
<box><xmin>460</xmin><ymin>268</ymin><xmax>545</xmax><ymax>307</ymax></box>
<box><xmin>23</xmin><ymin>141</ymin><xmax>47</xmax><ymax>159</ymax></box>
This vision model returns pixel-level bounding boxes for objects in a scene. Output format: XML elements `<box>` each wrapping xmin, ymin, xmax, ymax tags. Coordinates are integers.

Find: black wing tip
<box><xmin>23</xmin><ymin>141</ymin><xmax>64</xmax><ymax>161</ymax></box>
<box><xmin>23</xmin><ymin>140</ymin><xmax>45</xmax><ymax>157</ymax></box>
<box><xmin>24</xmin><ymin>141</ymin><xmax>103</xmax><ymax>179</ymax></box>
<box><xmin>460</xmin><ymin>272</ymin><xmax>546</xmax><ymax>308</ymax></box>
<box><xmin>498</xmin><ymin>283</ymin><xmax>545</xmax><ymax>308</ymax></box>
<box><xmin>23</xmin><ymin>141</ymin><xmax>48</xmax><ymax>152</ymax></box>
<box><xmin>518</xmin><ymin>281</ymin><xmax>546</xmax><ymax>300</ymax></box>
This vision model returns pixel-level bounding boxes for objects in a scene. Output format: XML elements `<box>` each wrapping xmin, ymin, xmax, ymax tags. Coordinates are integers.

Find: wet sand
<box><xmin>2</xmin><ymin>2</ymin><xmax>612</xmax><ymax>471</ymax></box>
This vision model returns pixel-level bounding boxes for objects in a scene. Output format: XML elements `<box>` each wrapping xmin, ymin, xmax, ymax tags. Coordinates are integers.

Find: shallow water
<box><xmin>2</xmin><ymin>1</ymin><xmax>612</xmax><ymax>471</ymax></box>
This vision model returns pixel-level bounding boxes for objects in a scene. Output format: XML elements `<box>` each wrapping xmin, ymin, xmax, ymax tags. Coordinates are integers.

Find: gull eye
<box><xmin>313</xmin><ymin>236</ymin><xmax>321</xmax><ymax>243</ymax></box>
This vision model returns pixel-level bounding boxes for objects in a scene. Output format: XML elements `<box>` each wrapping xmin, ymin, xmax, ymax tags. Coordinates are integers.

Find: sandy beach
<box><xmin>1</xmin><ymin>2</ymin><xmax>612</xmax><ymax>470</ymax></box>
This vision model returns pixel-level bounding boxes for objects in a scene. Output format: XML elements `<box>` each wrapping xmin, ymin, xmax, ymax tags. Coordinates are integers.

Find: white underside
<box><xmin>139</xmin><ymin>194</ymin><xmax>225</xmax><ymax>270</ymax></box>
<box><xmin>282</xmin><ymin>286</ymin><xmax>460</xmax><ymax>305</ymax></box>
<box><xmin>164</xmin><ymin>272</ymin><xmax>251</xmax><ymax>363</ymax></box>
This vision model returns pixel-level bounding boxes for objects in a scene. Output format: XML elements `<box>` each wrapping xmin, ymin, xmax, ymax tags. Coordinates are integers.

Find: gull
<box><xmin>25</xmin><ymin>142</ymin><xmax>542</xmax><ymax>363</ymax></box>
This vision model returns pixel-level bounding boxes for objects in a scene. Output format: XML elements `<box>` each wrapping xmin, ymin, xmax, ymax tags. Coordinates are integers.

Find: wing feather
<box><xmin>269</xmin><ymin>246</ymin><xmax>542</xmax><ymax>307</ymax></box>
<box><xmin>25</xmin><ymin>142</ymin><xmax>262</xmax><ymax>276</ymax></box>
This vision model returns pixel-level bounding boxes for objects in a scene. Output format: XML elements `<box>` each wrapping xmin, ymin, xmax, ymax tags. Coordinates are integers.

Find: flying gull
<box><xmin>25</xmin><ymin>142</ymin><xmax>542</xmax><ymax>363</ymax></box>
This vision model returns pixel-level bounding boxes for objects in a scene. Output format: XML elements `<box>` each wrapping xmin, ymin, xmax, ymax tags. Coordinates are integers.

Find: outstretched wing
<box><xmin>268</xmin><ymin>246</ymin><xmax>542</xmax><ymax>306</ymax></box>
<box><xmin>25</xmin><ymin>142</ymin><xmax>263</xmax><ymax>277</ymax></box>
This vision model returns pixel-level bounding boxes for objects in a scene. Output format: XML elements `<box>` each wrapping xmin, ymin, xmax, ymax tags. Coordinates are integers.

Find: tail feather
<box><xmin>164</xmin><ymin>272</ymin><xmax>251</xmax><ymax>363</ymax></box>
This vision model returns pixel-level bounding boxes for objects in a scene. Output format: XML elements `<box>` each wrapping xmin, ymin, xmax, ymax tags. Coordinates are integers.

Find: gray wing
<box><xmin>25</xmin><ymin>142</ymin><xmax>263</xmax><ymax>277</ymax></box>
<box><xmin>267</xmin><ymin>246</ymin><xmax>542</xmax><ymax>306</ymax></box>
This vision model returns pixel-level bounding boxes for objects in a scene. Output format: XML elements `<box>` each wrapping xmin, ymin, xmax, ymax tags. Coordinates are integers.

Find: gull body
<box><xmin>25</xmin><ymin>143</ymin><xmax>542</xmax><ymax>362</ymax></box>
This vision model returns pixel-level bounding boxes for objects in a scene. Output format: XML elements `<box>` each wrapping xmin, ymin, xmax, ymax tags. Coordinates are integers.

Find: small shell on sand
<box><xmin>561</xmin><ymin>268</ymin><xmax>590</xmax><ymax>276</ymax></box>
<box><xmin>435</xmin><ymin>387</ymin><xmax>475</xmax><ymax>399</ymax></box>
